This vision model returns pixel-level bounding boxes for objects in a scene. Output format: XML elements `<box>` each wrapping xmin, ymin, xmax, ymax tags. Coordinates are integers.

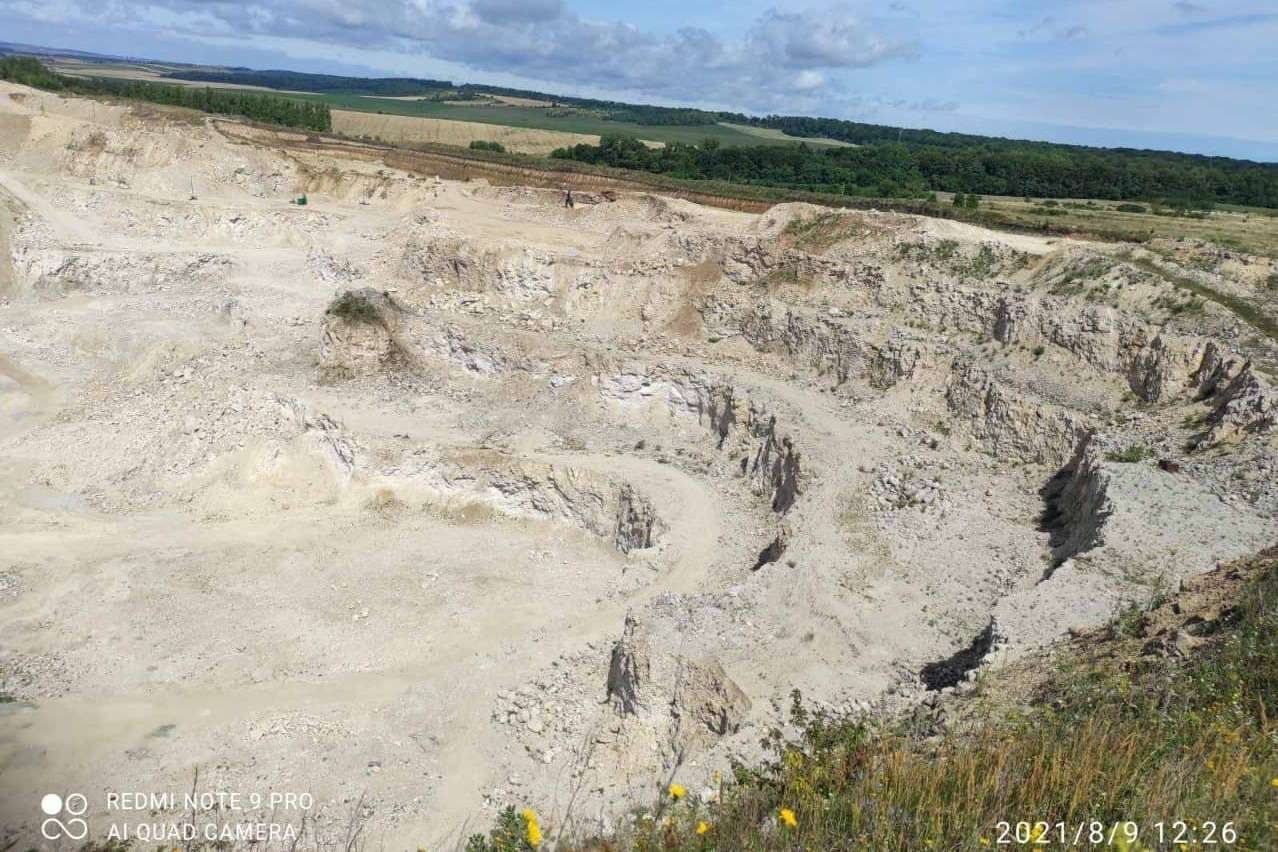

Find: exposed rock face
<box><xmin>15</xmin><ymin>248</ymin><xmax>231</xmax><ymax>297</ymax></box>
<box><xmin>282</xmin><ymin>398</ymin><xmax>356</xmax><ymax>480</ymax></box>
<box><xmin>1127</xmin><ymin>335</ymin><xmax>1186</xmax><ymax>403</ymax></box>
<box><xmin>319</xmin><ymin>288</ymin><xmax>406</xmax><ymax>377</ymax></box>
<box><xmin>945</xmin><ymin>359</ymin><xmax>1091</xmax><ymax>466</ymax></box>
<box><xmin>606</xmin><ymin>612</ymin><xmax>650</xmax><ymax>716</ymax></box>
<box><xmin>1197</xmin><ymin>365</ymin><xmax>1278</xmax><ymax>448</ymax></box>
<box><xmin>1191</xmin><ymin>341</ymin><xmax>1247</xmax><ymax>400</ymax></box>
<box><xmin>615</xmin><ymin>483</ymin><xmax>662</xmax><ymax>553</ymax></box>
<box><xmin>399</xmin><ymin>234</ymin><xmax>554</xmax><ymax>300</ymax></box>
<box><xmin>601</xmin><ymin>370</ymin><xmax>805</xmax><ymax>513</ymax></box>
<box><xmin>669</xmin><ymin>657</ymin><xmax>751</xmax><ymax>752</ymax></box>
<box><xmin>605</xmin><ymin>613</ymin><xmax>750</xmax><ymax>756</ymax></box>
<box><xmin>394</xmin><ymin>450</ymin><xmax>665</xmax><ymax>552</ymax></box>
<box><xmin>1030</xmin><ymin>431</ymin><xmax>1271</xmax><ymax>598</ymax></box>
<box><xmin>734</xmin><ymin>299</ymin><xmax>868</xmax><ymax>386</ymax></box>
<box><xmin>966</xmin><ymin>290</ymin><xmax>1217</xmax><ymax>403</ymax></box>
<box><xmin>744</xmin><ymin>410</ymin><xmax>802</xmax><ymax>513</ymax></box>
<box><xmin>1040</xmin><ymin>435</ymin><xmax>1111</xmax><ymax>566</ymax></box>
<box><xmin>706</xmin><ymin>298</ymin><xmax>923</xmax><ymax>390</ymax></box>
<box><xmin>868</xmin><ymin>338</ymin><xmax>924</xmax><ymax>389</ymax></box>
<box><xmin>483</xmin><ymin>462</ymin><xmax>611</xmax><ymax>533</ymax></box>
<box><xmin>992</xmin><ymin>296</ymin><xmax>1026</xmax><ymax>344</ymax></box>
<box><xmin>420</xmin><ymin>325</ymin><xmax>504</xmax><ymax>376</ymax></box>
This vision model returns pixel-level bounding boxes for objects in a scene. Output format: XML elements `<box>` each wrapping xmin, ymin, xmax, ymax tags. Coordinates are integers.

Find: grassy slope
<box><xmin>469</xmin><ymin>549</ymin><xmax>1278</xmax><ymax>851</ymax></box>
<box><xmin>716</xmin><ymin>122</ymin><xmax>855</xmax><ymax>148</ymax></box>
<box><xmin>979</xmin><ymin>195</ymin><xmax>1278</xmax><ymax>258</ymax></box>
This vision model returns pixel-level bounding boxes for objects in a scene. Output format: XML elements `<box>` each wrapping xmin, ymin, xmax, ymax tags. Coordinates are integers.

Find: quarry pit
<box><xmin>1</xmin><ymin>82</ymin><xmax>1276</xmax><ymax>846</ymax></box>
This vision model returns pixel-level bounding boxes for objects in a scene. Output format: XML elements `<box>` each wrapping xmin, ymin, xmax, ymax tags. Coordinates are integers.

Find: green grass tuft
<box><xmin>1105</xmin><ymin>444</ymin><xmax>1152</xmax><ymax>463</ymax></box>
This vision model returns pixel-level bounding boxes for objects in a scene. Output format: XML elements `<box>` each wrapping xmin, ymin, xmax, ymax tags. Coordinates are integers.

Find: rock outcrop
<box><xmin>1196</xmin><ymin>365</ymin><xmax>1278</xmax><ymax>448</ymax></box>
<box><xmin>1040</xmin><ymin>435</ymin><xmax>1111</xmax><ymax>565</ymax></box>
<box><xmin>960</xmin><ymin>288</ymin><xmax>1220</xmax><ymax>403</ymax></box>
<box><xmin>602</xmin><ymin>370</ymin><xmax>805</xmax><ymax>513</ymax></box>
<box><xmin>319</xmin><ymin>288</ymin><xmax>407</xmax><ymax>377</ymax></box>
<box><xmin>706</xmin><ymin>297</ymin><xmax>923</xmax><ymax>390</ymax></box>
<box><xmin>946</xmin><ymin>359</ymin><xmax>1091</xmax><ymax>466</ymax></box>
<box><xmin>752</xmin><ymin>522</ymin><xmax>791</xmax><ymax>570</ymax></box>
<box><xmin>399</xmin><ymin>234</ymin><xmax>554</xmax><ymax>300</ymax></box>
<box><xmin>1190</xmin><ymin>341</ymin><xmax>1247</xmax><ymax>400</ymax></box>
<box><xmin>605</xmin><ymin>612</ymin><xmax>750</xmax><ymax>756</ymax></box>
<box><xmin>606</xmin><ymin>612</ymin><xmax>650</xmax><ymax>716</ymax></box>
<box><xmin>395</xmin><ymin>451</ymin><xmax>665</xmax><ymax>552</ymax></box>
<box><xmin>615</xmin><ymin>484</ymin><xmax>663</xmax><ymax>553</ymax></box>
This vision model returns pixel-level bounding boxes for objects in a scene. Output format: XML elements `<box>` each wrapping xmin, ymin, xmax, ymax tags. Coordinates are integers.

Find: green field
<box><xmin>51</xmin><ymin>61</ymin><xmax>773</xmax><ymax>146</ymax></box>
<box><xmin>718</xmin><ymin>121</ymin><xmax>854</xmax><ymax>147</ymax></box>
<box><xmin>287</xmin><ymin>92</ymin><xmax>811</xmax><ymax>147</ymax></box>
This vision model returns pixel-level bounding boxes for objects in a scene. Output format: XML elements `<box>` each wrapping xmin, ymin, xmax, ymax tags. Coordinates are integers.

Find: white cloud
<box><xmin>3</xmin><ymin>0</ymin><xmax>910</xmax><ymax>110</ymax></box>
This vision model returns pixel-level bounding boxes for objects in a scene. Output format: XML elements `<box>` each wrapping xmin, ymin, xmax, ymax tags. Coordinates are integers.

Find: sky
<box><xmin>2</xmin><ymin>0</ymin><xmax>1276</xmax><ymax>161</ymax></box>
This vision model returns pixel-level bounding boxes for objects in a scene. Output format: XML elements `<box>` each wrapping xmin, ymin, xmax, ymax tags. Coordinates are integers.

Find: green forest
<box><xmin>552</xmin><ymin>134</ymin><xmax>1278</xmax><ymax>208</ymax></box>
<box><xmin>0</xmin><ymin>56</ymin><xmax>331</xmax><ymax>132</ymax></box>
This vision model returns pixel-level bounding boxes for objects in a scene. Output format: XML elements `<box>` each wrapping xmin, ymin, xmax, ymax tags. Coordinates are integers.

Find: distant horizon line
<box><xmin>4</xmin><ymin>38</ymin><xmax>1275</xmax><ymax>165</ymax></box>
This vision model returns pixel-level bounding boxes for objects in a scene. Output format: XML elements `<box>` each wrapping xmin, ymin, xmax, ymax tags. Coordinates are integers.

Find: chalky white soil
<box><xmin>1</xmin><ymin>82</ymin><xmax>1275</xmax><ymax>847</ymax></box>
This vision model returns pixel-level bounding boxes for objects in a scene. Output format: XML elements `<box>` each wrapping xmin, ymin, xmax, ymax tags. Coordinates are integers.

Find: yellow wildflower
<box><xmin>521</xmin><ymin>808</ymin><xmax>542</xmax><ymax>849</ymax></box>
<box><xmin>669</xmin><ymin>783</ymin><xmax>687</xmax><ymax>801</ymax></box>
<box><xmin>1271</xmin><ymin>777</ymin><xmax>1278</xmax><ymax>788</ymax></box>
<box><xmin>1030</xmin><ymin>824</ymin><xmax>1046</xmax><ymax>842</ymax></box>
<box><xmin>696</xmin><ymin>821</ymin><xmax>710</xmax><ymax>835</ymax></box>
<box><xmin>779</xmin><ymin>808</ymin><xmax>798</xmax><ymax>828</ymax></box>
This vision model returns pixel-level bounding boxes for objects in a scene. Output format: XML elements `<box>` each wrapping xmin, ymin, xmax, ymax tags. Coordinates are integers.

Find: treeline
<box><xmin>1</xmin><ymin>57</ymin><xmax>330</xmax><ymax>131</ymax></box>
<box><xmin>87</xmin><ymin>77</ymin><xmax>332</xmax><ymax>131</ymax></box>
<box><xmin>552</xmin><ymin>136</ymin><xmax>928</xmax><ymax>198</ymax></box>
<box><xmin>744</xmin><ymin>115</ymin><xmax>1278</xmax><ymax>206</ymax></box>
<box><xmin>552</xmin><ymin>135</ymin><xmax>1278</xmax><ymax>208</ymax></box>
<box><xmin>745</xmin><ymin>114</ymin><xmax>1020</xmax><ymax>149</ymax></box>
<box><xmin>0</xmin><ymin>54</ymin><xmax>66</xmax><ymax>89</ymax></box>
